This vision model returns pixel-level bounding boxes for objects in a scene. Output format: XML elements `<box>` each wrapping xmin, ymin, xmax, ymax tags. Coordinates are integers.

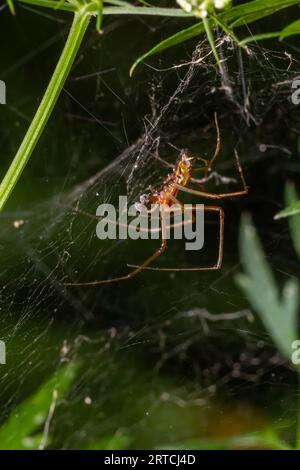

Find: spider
<box><xmin>65</xmin><ymin>114</ymin><xmax>248</xmax><ymax>286</ymax></box>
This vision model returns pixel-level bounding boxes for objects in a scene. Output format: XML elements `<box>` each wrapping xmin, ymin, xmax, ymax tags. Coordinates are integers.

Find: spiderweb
<box><xmin>0</xmin><ymin>9</ymin><xmax>300</xmax><ymax>449</ymax></box>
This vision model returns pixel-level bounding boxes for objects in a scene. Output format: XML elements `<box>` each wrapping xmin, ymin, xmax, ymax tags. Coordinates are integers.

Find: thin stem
<box><xmin>202</xmin><ymin>16</ymin><xmax>221</xmax><ymax>67</ymax></box>
<box><xmin>0</xmin><ymin>10</ymin><xmax>91</xmax><ymax>211</ymax></box>
<box><xmin>17</xmin><ymin>0</ymin><xmax>193</xmax><ymax>16</ymax></box>
<box><xmin>7</xmin><ymin>0</ymin><xmax>16</xmax><ymax>14</ymax></box>
<box><xmin>18</xmin><ymin>0</ymin><xmax>76</xmax><ymax>12</ymax></box>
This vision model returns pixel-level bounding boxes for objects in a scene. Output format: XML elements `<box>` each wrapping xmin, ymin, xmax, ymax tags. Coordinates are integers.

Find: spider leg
<box><xmin>176</xmin><ymin>184</ymin><xmax>248</xmax><ymax>199</ymax></box>
<box><xmin>176</xmin><ymin>150</ymin><xmax>248</xmax><ymax>199</ymax></box>
<box><xmin>70</xmin><ymin>205</ymin><xmax>188</xmax><ymax>238</ymax></box>
<box><xmin>64</xmin><ymin>208</ymin><xmax>170</xmax><ymax>286</ymax></box>
<box><xmin>64</xmin><ymin>236</ymin><xmax>168</xmax><ymax>286</ymax></box>
<box><xmin>196</xmin><ymin>156</ymin><xmax>210</xmax><ymax>168</ymax></box>
<box><xmin>191</xmin><ymin>113</ymin><xmax>221</xmax><ymax>180</ymax></box>
<box><xmin>233</xmin><ymin>148</ymin><xmax>248</xmax><ymax>191</ymax></box>
<box><xmin>127</xmin><ymin>205</ymin><xmax>224</xmax><ymax>272</ymax></box>
<box><xmin>168</xmin><ymin>195</ymin><xmax>184</xmax><ymax>208</ymax></box>
<box><xmin>206</xmin><ymin>112</ymin><xmax>221</xmax><ymax>175</ymax></box>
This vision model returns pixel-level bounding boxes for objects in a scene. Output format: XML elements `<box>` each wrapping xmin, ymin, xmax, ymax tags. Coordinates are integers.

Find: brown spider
<box><xmin>65</xmin><ymin>114</ymin><xmax>248</xmax><ymax>286</ymax></box>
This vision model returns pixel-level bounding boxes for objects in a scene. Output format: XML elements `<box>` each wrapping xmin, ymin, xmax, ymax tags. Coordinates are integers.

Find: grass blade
<box><xmin>130</xmin><ymin>21</ymin><xmax>204</xmax><ymax>76</ymax></box>
<box><xmin>275</xmin><ymin>139</ymin><xmax>300</xmax><ymax>221</ymax></box>
<box><xmin>0</xmin><ymin>364</ymin><xmax>77</xmax><ymax>450</ymax></box>
<box><xmin>285</xmin><ymin>183</ymin><xmax>300</xmax><ymax>258</ymax></box>
<box><xmin>7</xmin><ymin>0</ymin><xmax>16</xmax><ymax>14</ymax></box>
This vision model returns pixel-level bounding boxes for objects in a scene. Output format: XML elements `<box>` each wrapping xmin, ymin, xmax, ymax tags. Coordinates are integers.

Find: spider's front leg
<box><xmin>176</xmin><ymin>149</ymin><xmax>249</xmax><ymax>199</ymax></box>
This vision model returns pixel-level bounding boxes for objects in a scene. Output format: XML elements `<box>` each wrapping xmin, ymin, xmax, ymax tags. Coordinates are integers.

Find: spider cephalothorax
<box><xmin>139</xmin><ymin>150</ymin><xmax>196</xmax><ymax>207</ymax></box>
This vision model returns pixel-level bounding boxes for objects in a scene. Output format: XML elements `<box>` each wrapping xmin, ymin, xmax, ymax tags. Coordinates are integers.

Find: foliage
<box><xmin>237</xmin><ymin>214</ymin><xmax>299</xmax><ymax>360</ymax></box>
<box><xmin>0</xmin><ymin>363</ymin><xmax>77</xmax><ymax>450</ymax></box>
<box><xmin>236</xmin><ymin>211</ymin><xmax>300</xmax><ymax>449</ymax></box>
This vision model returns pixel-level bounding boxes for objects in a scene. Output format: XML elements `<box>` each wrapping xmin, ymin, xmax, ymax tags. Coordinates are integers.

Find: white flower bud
<box><xmin>214</xmin><ymin>0</ymin><xmax>231</xmax><ymax>9</ymax></box>
<box><xmin>176</xmin><ymin>0</ymin><xmax>231</xmax><ymax>16</ymax></box>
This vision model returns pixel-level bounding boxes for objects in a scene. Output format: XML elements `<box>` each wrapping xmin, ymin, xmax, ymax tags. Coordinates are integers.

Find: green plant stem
<box><xmin>7</xmin><ymin>0</ymin><xmax>16</xmax><ymax>15</ymax></box>
<box><xmin>17</xmin><ymin>0</ymin><xmax>193</xmax><ymax>16</ymax></box>
<box><xmin>202</xmin><ymin>16</ymin><xmax>221</xmax><ymax>67</ymax></box>
<box><xmin>0</xmin><ymin>9</ymin><xmax>91</xmax><ymax>211</ymax></box>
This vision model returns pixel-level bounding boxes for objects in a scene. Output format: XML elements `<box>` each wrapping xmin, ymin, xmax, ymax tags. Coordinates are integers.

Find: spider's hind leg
<box><xmin>127</xmin><ymin>205</ymin><xmax>225</xmax><ymax>272</ymax></box>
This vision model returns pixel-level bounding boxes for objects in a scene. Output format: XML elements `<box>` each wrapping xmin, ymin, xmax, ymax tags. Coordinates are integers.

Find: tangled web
<box><xmin>0</xmin><ymin>25</ymin><xmax>300</xmax><ymax>448</ymax></box>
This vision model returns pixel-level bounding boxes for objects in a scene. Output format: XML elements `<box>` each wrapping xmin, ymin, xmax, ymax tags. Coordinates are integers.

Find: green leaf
<box><xmin>240</xmin><ymin>18</ymin><xmax>300</xmax><ymax>45</ymax></box>
<box><xmin>102</xmin><ymin>6</ymin><xmax>192</xmax><ymax>16</ymax></box>
<box><xmin>130</xmin><ymin>21</ymin><xmax>204</xmax><ymax>77</ymax></box>
<box><xmin>17</xmin><ymin>0</ymin><xmax>193</xmax><ymax>16</ymax></box>
<box><xmin>275</xmin><ymin>202</ymin><xmax>300</xmax><ymax>218</ymax></box>
<box><xmin>202</xmin><ymin>16</ymin><xmax>221</xmax><ymax>66</ymax></box>
<box><xmin>96</xmin><ymin>0</ymin><xmax>103</xmax><ymax>32</ymax></box>
<box><xmin>281</xmin><ymin>19</ymin><xmax>300</xmax><ymax>38</ymax></box>
<box><xmin>275</xmin><ymin>186</ymin><xmax>300</xmax><ymax>220</ymax></box>
<box><xmin>17</xmin><ymin>0</ymin><xmax>76</xmax><ymax>12</ymax></box>
<box><xmin>225</xmin><ymin>0</ymin><xmax>300</xmax><ymax>28</ymax></box>
<box><xmin>0</xmin><ymin>363</ymin><xmax>77</xmax><ymax>450</ymax></box>
<box><xmin>7</xmin><ymin>0</ymin><xmax>16</xmax><ymax>14</ymax></box>
<box><xmin>240</xmin><ymin>32</ymin><xmax>281</xmax><ymax>46</ymax></box>
<box><xmin>236</xmin><ymin>214</ymin><xmax>299</xmax><ymax>360</ymax></box>
<box><xmin>285</xmin><ymin>183</ymin><xmax>300</xmax><ymax>258</ymax></box>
